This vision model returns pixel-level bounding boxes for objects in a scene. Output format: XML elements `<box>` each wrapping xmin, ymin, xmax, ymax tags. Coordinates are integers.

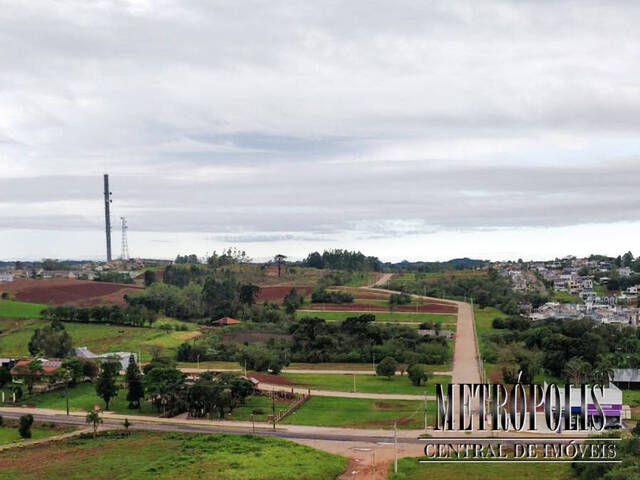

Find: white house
<box><xmin>0</xmin><ymin>272</ymin><xmax>14</xmax><ymax>283</ymax></box>
<box><xmin>619</xmin><ymin>267</ymin><xmax>632</xmax><ymax>278</ymax></box>
<box><xmin>73</xmin><ymin>347</ymin><xmax>137</xmax><ymax>370</ymax></box>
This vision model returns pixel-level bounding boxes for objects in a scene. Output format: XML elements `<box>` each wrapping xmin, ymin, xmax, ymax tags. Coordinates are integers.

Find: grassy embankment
<box><xmin>0</xmin><ymin>431</ymin><xmax>348</xmax><ymax>480</ymax></box>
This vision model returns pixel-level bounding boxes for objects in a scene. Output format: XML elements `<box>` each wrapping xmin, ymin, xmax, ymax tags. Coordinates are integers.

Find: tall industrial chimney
<box><xmin>104</xmin><ymin>174</ymin><xmax>112</xmax><ymax>261</ymax></box>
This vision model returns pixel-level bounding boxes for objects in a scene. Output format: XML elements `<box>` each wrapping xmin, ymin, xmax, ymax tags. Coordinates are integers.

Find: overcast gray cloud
<box><xmin>1</xmin><ymin>1</ymin><xmax>640</xmax><ymax>260</ymax></box>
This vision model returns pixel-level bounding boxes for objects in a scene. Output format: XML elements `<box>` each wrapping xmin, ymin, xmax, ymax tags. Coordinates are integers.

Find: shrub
<box><xmin>376</xmin><ymin>356</ymin><xmax>398</xmax><ymax>380</ymax></box>
<box><xmin>19</xmin><ymin>414</ymin><xmax>34</xmax><ymax>439</ymax></box>
<box><xmin>407</xmin><ymin>364</ymin><xmax>428</xmax><ymax>386</ymax></box>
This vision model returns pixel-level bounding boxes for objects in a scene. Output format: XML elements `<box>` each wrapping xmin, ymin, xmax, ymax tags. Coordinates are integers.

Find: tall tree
<box><xmin>125</xmin><ymin>355</ymin><xmax>144</xmax><ymax>410</ymax></box>
<box><xmin>18</xmin><ymin>414</ymin><xmax>34</xmax><ymax>439</ymax></box>
<box><xmin>239</xmin><ymin>283</ymin><xmax>260</xmax><ymax>306</ymax></box>
<box><xmin>144</xmin><ymin>269</ymin><xmax>157</xmax><ymax>286</ymax></box>
<box><xmin>95</xmin><ymin>362</ymin><xmax>119</xmax><ymax>410</ymax></box>
<box><xmin>274</xmin><ymin>254</ymin><xmax>287</xmax><ymax>278</ymax></box>
<box><xmin>376</xmin><ymin>356</ymin><xmax>397</xmax><ymax>380</ymax></box>
<box><xmin>28</xmin><ymin>321</ymin><xmax>73</xmax><ymax>358</ymax></box>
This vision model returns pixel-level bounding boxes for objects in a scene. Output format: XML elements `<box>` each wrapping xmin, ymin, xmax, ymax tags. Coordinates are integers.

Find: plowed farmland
<box><xmin>255</xmin><ymin>285</ymin><xmax>313</xmax><ymax>303</ymax></box>
<box><xmin>0</xmin><ymin>278</ymin><xmax>143</xmax><ymax>306</ymax></box>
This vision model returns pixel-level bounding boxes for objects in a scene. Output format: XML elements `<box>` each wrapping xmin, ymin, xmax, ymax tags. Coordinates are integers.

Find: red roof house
<box><xmin>211</xmin><ymin>317</ymin><xmax>241</xmax><ymax>326</ymax></box>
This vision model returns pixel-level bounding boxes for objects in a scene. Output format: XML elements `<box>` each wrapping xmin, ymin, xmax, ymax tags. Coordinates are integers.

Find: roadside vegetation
<box><xmin>0</xmin><ymin>418</ymin><xmax>74</xmax><ymax>445</ymax></box>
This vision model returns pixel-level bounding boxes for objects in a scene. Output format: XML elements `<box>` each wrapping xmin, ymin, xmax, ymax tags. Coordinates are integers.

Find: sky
<box><xmin>1</xmin><ymin>1</ymin><xmax>640</xmax><ymax>262</ymax></box>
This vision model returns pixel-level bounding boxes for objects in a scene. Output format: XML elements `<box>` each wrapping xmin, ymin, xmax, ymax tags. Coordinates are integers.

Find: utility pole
<box><xmin>394</xmin><ymin>420</ymin><xmax>398</xmax><ymax>474</ymax></box>
<box><xmin>372</xmin><ymin>349</ymin><xmax>375</xmax><ymax>373</ymax></box>
<box><xmin>103</xmin><ymin>174</ymin><xmax>112</xmax><ymax>261</ymax></box>
<box><xmin>424</xmin><ymin>390</ymin><xmax>428</xmax><ymax>433</ymax></box>
<box><xmin>372</xmin><ymin>451</ymin><xmax>376</xmax><ymax>480</ymax></box>
<box><xmin>272</xmin><ymin>391</ymin><xmax>276</xmax><ymax>431</ymax></box>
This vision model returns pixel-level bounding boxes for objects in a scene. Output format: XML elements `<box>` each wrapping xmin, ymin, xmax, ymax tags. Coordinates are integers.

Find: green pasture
<box><xmin>0</xmin><ymin>300</ymin><xmax>46</xmax><ymax>319</ymax></box>
<box><xmin>283</xmin><ymin>373</ymin><xmax>451</xmax><ymax>396</ymax></box>
<box><xmin>0</xmin><ymin>431</ymin><xmax>347</xmax><ymax>480</ymax></box>
<box><xmin>0</xmin><ymin>318</ymin><xmax>195</xmax><ymax>361</ymax></box>
<box><xmin>0</xmin><ymin>421</ymin><xmax>74</xmax><ymax>445</ymax></box>
<box><xmin>280</xmin><ymin>396</ymin><xmax>433</xmax><ymax>429</ymax></box>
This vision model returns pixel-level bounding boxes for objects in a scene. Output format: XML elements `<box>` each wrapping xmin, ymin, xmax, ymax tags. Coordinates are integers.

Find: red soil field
<box><xmin>1</xmin><ymin>278</ymin><xmax>143</xmax><ymax>307</ymax></box>
<box><xmin>249</xmin><ymin>373</ymin><xmax>299</xmax><ymax>386</ymax></box>
<box><xmin>304</xmin><ymin>302</ymin><xmax>457</xmax><ymax>314</ymax></box>
<box><xmin>255</xmin><ymin>285</ymin><xmax>313</xmax><ymax>303</ymax></box>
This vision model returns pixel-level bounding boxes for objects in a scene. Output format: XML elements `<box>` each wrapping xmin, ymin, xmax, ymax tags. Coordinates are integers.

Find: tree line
<box><xmin>302</xmin><ymin>249</ymin><xmax>382</xmax><ymax>271</ymax></box>
<box><xmin>485</xmin><ymin>314</ymin><xmax>640</xmax><ymax>384</ymax></box>
<box><xmin>176</xmin><ymin>314</ymin><xmax>451</xmax><ymax>367</ymax></box>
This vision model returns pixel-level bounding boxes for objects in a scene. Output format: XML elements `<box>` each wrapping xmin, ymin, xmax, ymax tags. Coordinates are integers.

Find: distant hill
<box><xmin>388</xmin><ymin>257</ymin><xmax>485</xmax><ymax>268</ymax></box>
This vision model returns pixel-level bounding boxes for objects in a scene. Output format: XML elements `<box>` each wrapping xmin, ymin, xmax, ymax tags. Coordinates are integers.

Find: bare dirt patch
<box><xmin>178</xmin><ymin>331</ymin><xmax>202</xmax><ymax>340</ymax></box>
<box><xmin>250</xmin><ymin>373</ymin><xmax>299</xmax><ymax>386</ymax></box>
<box><xmin>1</xmin><ymin>278</ymin><xmax>143</xmax><ymax>306</ymax></box>
<box><xmin>255</xmin><ymin>285</ymin><xmax>313</xmax><ymax>304</ymax></box>
<box><xmin>373</xmin><ymin>402</ymin><xmax>406</xmax><ymax>409</ymax></box>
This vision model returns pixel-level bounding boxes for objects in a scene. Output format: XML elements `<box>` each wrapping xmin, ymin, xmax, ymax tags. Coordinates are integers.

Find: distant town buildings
<box><xmin>497</xmin><ymin>255</ymin><xmax>640</xmax><ymax>328</ymax></box>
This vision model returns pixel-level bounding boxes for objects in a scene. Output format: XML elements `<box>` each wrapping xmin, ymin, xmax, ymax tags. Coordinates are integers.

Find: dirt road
<box><xmin>369</xmin><ymin>273</ymin><xmax>394</xmax><ymax>287</ymax></box>
<box><xmin>257</xmin><ymin>383</ymin><xmax>435</xmax><ymax>401</ymax></box>
<box><xmin>448</xmin><ymin>300</ymin><xmax>481</xmax><ymax>385</ymax></box>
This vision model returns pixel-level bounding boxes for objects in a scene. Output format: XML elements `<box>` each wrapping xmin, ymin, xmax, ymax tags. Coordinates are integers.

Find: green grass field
<box><xmin>473</xmin><ymin>305</ymin><xmax>505</xmax><ymax>349</ymax></box>
<box><xmin>0</xmin><ymin>431</ymin><xmax>347</xmax><ymax>480</ymax></box>
<box><xmin>552</xmin><ymin>290</ymin><xmax>584</xmax><ymax>304</ymax></box>
<box><xmin>280</xmin><ymin>396</ymin><xmax>434</xmax><ymax>429</ymax></box>
<box><xmin>473</xmin><ymin>305</ymin><xmax>506</xmax><ymax>383</ymax></box>
<box><xmin>0</xmin><ymin>319</ymin><xmax>196</xmax><ymax>361</ymax></box>
<box><xmin>283</xmin><ymin>373</ymin><xmax>451</xmax><ymax>396</ymax></box>
<box><xmin>343</xmin><ymin>272</ymin><xmax>377</xmax><ymax>287</ymax></box>
<box><xmin>0</xmin><ymin>300</ymin><xmax>46</xmax><ymax>319</ymax></box>
<box><xmin>227</xmin><ymin>395</ymin><xmax>293</xmax><ymax>422</ymax></box>
<box><xmin>389</xmin><ymin>458</ymin><xmax>576</xmax><ymax>480</ymax></box>
<box><xmin>295</xmin><ymin>310</ymin><xmax>456</xmax><ymax>324</ymax></box>
<box><xmin>0</xmin><ymin>421</ymin><xmax>74</xmax><ymax>445</ymax></box>
<box><xmin>15</xmin><ymin>380</ymin><xmax>159</xmax><ymax>416</ymax></box>
<box><xmin>623</xmin><ymin>389</ymin><xmax>640</xmax><ymax>420</ymax></box>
